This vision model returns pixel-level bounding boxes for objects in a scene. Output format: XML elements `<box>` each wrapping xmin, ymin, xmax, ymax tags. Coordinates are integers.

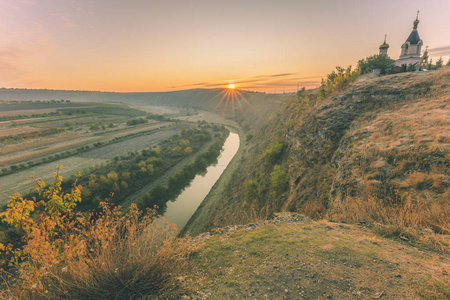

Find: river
<box><xmin>162</xmin><ymin>131</ymin><xmax>240</xmax><ymax>229</ymax></box>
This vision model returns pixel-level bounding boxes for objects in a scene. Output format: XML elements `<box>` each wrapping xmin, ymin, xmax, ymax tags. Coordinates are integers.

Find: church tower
<box><xmin>379</xmin><ymin>35</ymin><xmax>389</xmax><ymax>57</ymax></box>
<box><xmin>395</xmin><ymin>11</ymin><xmax>423</xmax><ymax>68</ymax></box>
<box><xmin>420</xmin><ymin>46</ymin><xmax>429</xmax><ymax>70</ymax></box>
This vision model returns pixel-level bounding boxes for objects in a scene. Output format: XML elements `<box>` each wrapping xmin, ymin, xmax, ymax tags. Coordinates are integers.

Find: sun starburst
<box><xmin>209</xmin><ymin>85</ymin><xmax>252</xmax><ymax>117</ymax></box>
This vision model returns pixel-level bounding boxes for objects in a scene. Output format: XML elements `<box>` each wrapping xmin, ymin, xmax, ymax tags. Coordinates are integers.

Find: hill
<box><xmin>183</xmin><ymin>68</ymin><xmax>450</xmax><ymax>251</ymax></box>
<box><xmin>0</xmin><ymin>88</ymin><xmax>269</xmax><ymax>111</ymax></box>
<box><xmin>178</xmin><ymin>68</ymin><xmax>450</xmax><ymax>300</ymax></box>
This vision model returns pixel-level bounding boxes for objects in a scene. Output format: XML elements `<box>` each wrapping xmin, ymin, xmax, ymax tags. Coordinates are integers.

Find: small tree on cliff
<box><xmin>357</xmin><ymin>54</ymin><xmax>395</xmax><ymax>75</ymax></box>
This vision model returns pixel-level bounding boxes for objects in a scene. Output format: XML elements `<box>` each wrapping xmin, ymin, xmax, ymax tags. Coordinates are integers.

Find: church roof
<box><xmin>379</xmin><ymin>35</ymin><xmax>389</xmax><ymax>49</ymax></box>
<box><xmin>406</xmin><ymin>30</ymin><xmax>421</xmax><ymax>44</ymax></box>
<box><xmin>379</xmin><ymin>42</ymin><xmax>389</xmax><ymax>49</ymax></box>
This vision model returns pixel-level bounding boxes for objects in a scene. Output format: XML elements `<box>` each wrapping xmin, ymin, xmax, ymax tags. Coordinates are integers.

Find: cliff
<box><xmin>184</xmin><ymin>68</ymin><xmax>450</xmax><ymax>246</ymax></box>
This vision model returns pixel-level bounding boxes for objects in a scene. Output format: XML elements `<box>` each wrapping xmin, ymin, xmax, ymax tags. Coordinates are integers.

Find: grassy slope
<box><xmin>185</xmin><ymin>68</ymin><xmax>449</xmax><ymax>235</ymax></box>
<box><xmin>182</xmin><ymin>215</ymin><xmax>449</xmax><ymax>299</ymax></box>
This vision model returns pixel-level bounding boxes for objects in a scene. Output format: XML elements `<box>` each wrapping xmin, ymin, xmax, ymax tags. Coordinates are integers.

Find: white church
<box><xmin>379</xmin><ymin>12</ymin><xmax>429</xmax><ymax>71</ymax></box>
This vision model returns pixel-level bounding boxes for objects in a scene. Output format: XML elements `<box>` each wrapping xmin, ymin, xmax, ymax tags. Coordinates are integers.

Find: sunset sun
<box><xmin>228</xmin><ymin>83</ymin><xmax>236</xmax><ymax>89</ymax></box>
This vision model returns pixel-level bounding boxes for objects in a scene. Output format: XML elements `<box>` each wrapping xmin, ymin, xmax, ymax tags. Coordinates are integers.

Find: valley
<box><xmin>1</xmin><ymin>69</ymin><xmax>449</xmax><ymax>299</ymax></box>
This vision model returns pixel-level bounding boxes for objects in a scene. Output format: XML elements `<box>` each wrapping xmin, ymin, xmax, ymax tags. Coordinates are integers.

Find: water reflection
<box><xmin>163</xmin><ymin>132</ymin><xmax>240</xmax><ymax>229</ymax></box>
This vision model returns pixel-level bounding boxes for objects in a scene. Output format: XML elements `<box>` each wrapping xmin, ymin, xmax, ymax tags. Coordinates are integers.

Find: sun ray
<box><xmin>205</xmin><ymin>85</ymin><xmax>253</xmax><ymax>117</ymax></box>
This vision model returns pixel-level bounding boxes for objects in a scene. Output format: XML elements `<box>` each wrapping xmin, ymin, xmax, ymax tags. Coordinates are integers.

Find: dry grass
<box><xmin>226</xmin><ymin>206</ymin><xmax>271</xmax><ymax>226</ymax></box>
<box><xmin>2</xmin><ymin>204</ymin><xmax>197</xmax><ymax>299</ymax></box>
<box><xmin>330</xmin><ymin>194</ymin><xmax>450</xmax><ymax>252</ymax></box>
<box><xmin>0</xmin><ymin>108</ymin><xmax>58</xmax><ymax>118</ymax></box>
<box><xmin>0</xmin><ymin>135</ymin><xmax>101</xmax><ymax>167</ymax></box>
<box><xmin>0</xmin><ymin>132</ymin><xmax>81</xmax><ymax>156</ymax></box>
<box><xmin>185</xmin><ymin>219</ymin><xmax>450</xmax><ymax>299</ymax></box>
<box><xmin>326</xmin><ymin>70</ymin><xmax>450</xmax><ymax>252</ymax></box>
<box><xmin>0</xmin><ymin>126</ymin><xmax>37</xmax><ymax>138</ymax></box>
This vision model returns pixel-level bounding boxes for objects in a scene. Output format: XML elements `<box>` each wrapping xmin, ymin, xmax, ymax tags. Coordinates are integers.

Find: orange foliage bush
<box><xmin>0</xmin><ymin>166</ymin><xmax>195</xmax><ymax>299</ymax></box>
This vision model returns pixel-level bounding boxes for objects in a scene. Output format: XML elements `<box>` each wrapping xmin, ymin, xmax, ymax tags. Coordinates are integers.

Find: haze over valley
<box><xmin>1</xmin><ymin>1</ymin><xmax>450</xmax><ymax>299</ymax></box>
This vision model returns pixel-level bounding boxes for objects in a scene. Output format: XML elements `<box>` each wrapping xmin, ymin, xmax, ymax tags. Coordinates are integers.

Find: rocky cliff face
<box><xmin>286</xmin><ymin>68</ymin><xmax>449</xmax><ymax>226</ymax></box>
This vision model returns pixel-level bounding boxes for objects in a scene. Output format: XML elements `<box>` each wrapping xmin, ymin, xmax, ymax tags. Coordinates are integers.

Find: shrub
<box><xmin>264</xmin><ymin>142</ymin><xmax>286</xmax><ymax>164</ymax></box>
<box><xmin>126</xmin><ymin>118</ymin><xmax>148</xmax><ymax>126</ymax></box>
<box><xmin>0</xmin><ymin>168</ymin><xmax>195</xmax><ymax>299</ymax></box>
<box><xmin>316</xmin><ymin>65</ymin><xmax>360</xmax><ymax>99</ymax></box>
<box><xmin>245</xmin><ymin>180</ymin><xmax>259</xmax><ymax>201</ymax></box>
<box><xmin>271</xmin><ymin>165</ymin><xmax>289</xmax><ymax>193</ymax></box>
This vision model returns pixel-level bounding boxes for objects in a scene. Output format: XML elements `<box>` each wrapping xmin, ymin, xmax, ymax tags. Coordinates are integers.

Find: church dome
<box><xmin>379</xmin><ymin>42</ymin><xmax>389</xmax><ymax>49</ymax></box>
<box><xmin>406</xmin><ymin>30</ymin><xmax>421</xmax><ymax>44</ymax></box>
<box><xmin>406</xmin><ymin>13</ymin><xmax>421</xmax><ymax>44</ymax></box>
<box><xmin>379</xmin><ymin>35</ymin><xmax>389</xmax><ymax>50</ymax></box>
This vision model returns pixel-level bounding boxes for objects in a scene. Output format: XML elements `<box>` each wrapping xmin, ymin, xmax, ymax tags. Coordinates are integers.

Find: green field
<box><xmin>0</xmin><ymin>101</ymin><xmax>200</xmax><ymax>205</ymax></box>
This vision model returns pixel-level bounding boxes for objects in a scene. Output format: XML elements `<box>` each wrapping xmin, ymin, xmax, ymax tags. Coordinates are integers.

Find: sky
<box><xmin>1</xmin><ymin>0</ymin><xmax>450</xmax><ymax>93</ymax></box>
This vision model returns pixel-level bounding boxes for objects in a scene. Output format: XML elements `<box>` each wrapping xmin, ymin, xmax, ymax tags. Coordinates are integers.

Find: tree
<box><xmin>435</xmin><ymin>57</ymin><xmax>443</xmax><ymax>69</ymax></box>
<box><xmin>446</xmin><ymin>59</ymin><xmax>450</xmax><ymax>66</ymax></box>
<box><xmin>297</xmin><ymin>87</ymin><xmax>306</xmax><ymax>97</ymax></box>
<box><xmin>357</xmin><ymin>54</ymin><xmax>395</xmax><ymax>75</ymax></box>
<box><xmin>407</xmin><ymin>64</ymin><xmax>417</xmax><ymax>72</ymax></box>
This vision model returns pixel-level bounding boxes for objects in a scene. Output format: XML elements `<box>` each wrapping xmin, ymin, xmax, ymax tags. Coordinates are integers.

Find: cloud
<box><xmin>252</xmin><ymin>73</ymin><xmax>297</xmax><ymax>79</ymax></box>
<box><xmin>428</xmin><ymin>45</ymin><xmax>450</xmax><ymax>57</ymax></box>
<box><xmin>167</xmin><ymin>73</ymin><xmax>323</xmax><ymax>91</ymax></box>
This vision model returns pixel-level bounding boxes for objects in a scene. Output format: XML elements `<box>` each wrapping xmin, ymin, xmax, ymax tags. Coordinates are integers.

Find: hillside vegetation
<box><xmin>287</xmin><ymin>69</ymin><xmax>449</xmax><ymax>238</ymax></box>
<box><xmin>184</xmin><ymin>68</ymin><xmax>450</xmax><ymax>251</ymax></box>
